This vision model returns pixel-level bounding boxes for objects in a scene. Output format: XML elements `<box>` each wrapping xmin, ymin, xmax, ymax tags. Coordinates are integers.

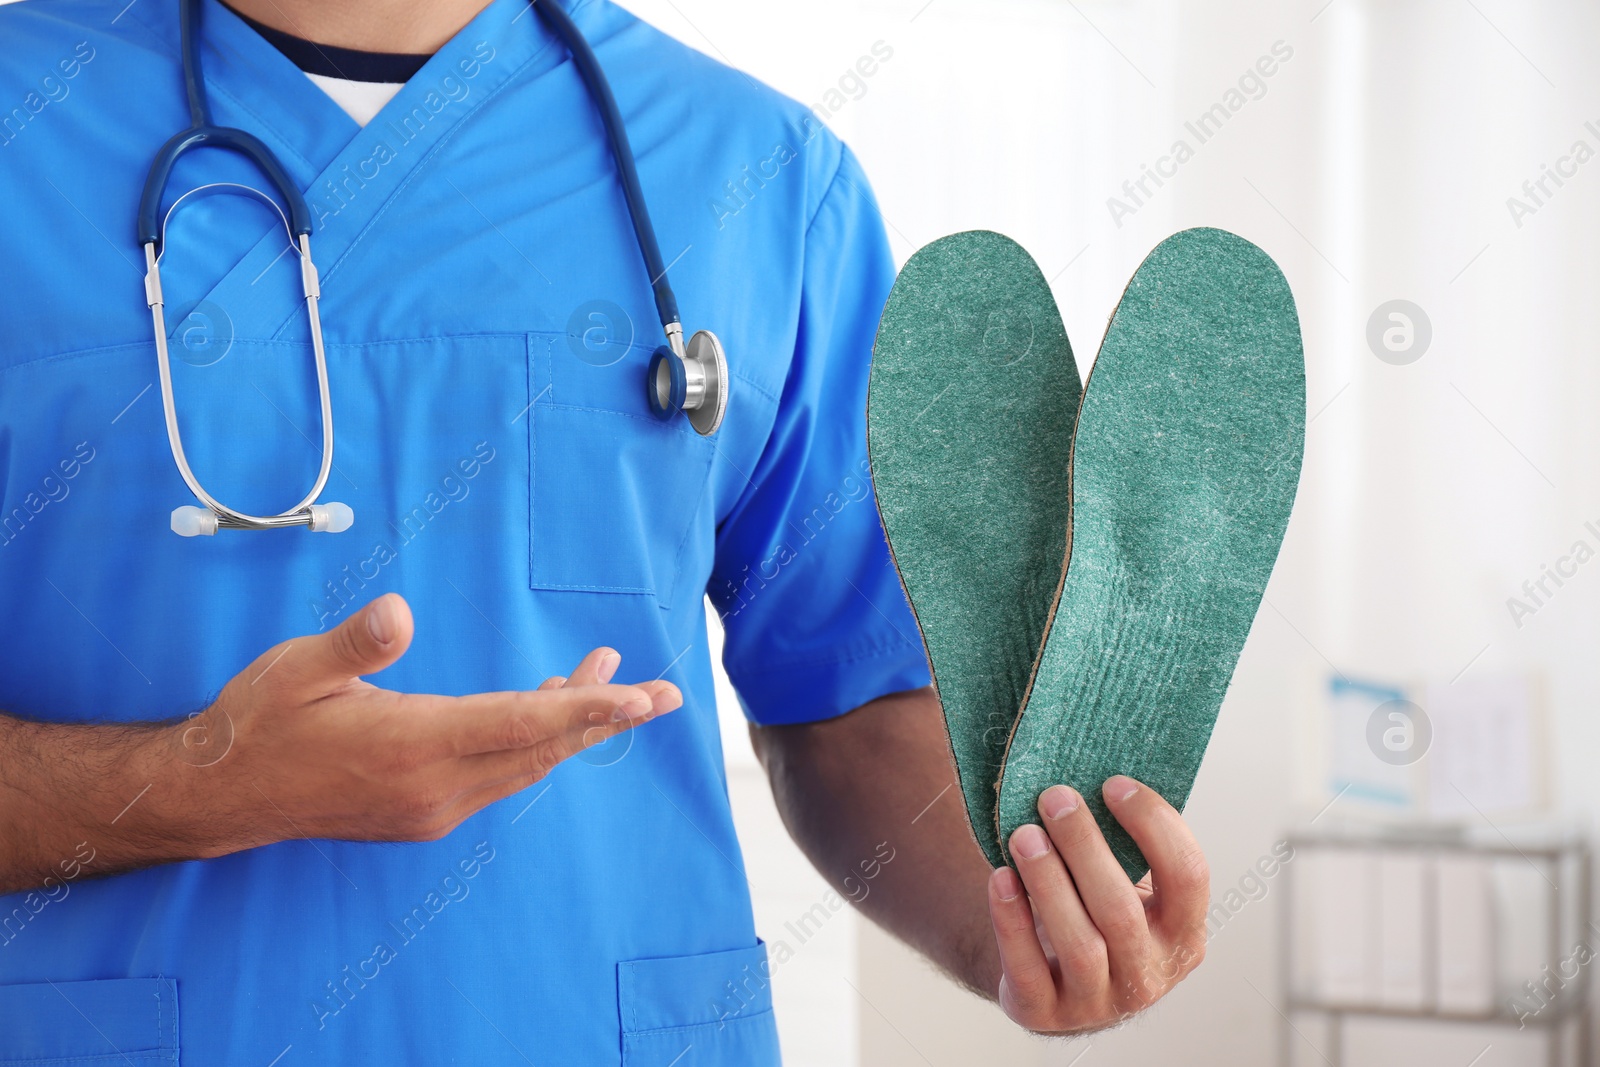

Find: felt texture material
<box><xmin>870</xmin><ymin>227</ymin><xmax>1304</xmax><ymax>881</ymax></box>
<box><xmin>868</xmin><ymin>231</ymin><xmax>1081</xmax><ymax>869</ymax></box>
<box><xmin>996</xmin><ymin>227</ymin><xmax>1304</xmax><ymax>879</ymax></box>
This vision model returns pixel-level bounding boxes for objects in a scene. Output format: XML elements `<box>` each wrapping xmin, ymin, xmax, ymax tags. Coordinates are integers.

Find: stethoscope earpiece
<box><xmin>170</xmin><ymin>501</ymin><xmax>354</xmax><ymax>537</ymax></box>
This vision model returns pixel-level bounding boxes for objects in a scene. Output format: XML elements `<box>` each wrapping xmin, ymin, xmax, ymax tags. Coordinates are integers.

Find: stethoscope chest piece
<box><xmin>647</xmin><ymin>329</ymin><xmax>728</xmax><ymax>436</ymax></box>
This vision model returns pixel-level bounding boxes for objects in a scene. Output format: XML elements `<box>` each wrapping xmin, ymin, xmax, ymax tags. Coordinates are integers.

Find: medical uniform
<box><xmin>0</xmin><ymin>0</ymin><xmax>929</xmax><ymax>1061</ymax></box>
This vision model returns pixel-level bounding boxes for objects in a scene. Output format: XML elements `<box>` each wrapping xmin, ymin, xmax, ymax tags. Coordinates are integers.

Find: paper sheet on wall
<box><xmin>1425</xmin><ymin>676</ymin><xmax>1540</xmax><ymax>818</ymax></box>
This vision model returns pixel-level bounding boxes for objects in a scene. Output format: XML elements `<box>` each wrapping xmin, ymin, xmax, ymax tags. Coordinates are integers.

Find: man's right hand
<box><xmin>0</xmin><ymin>593</ymin><xmax>680</xmax><ymax>893</ymax></box>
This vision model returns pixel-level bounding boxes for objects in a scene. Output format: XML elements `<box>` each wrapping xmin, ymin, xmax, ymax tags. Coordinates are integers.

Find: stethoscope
<box><xmin>142</xmin><ymin>0</ymin><xmax>729</xmax><ymax>537</ymax></box>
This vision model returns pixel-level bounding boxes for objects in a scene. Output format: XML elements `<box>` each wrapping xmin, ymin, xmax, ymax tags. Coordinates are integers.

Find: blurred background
<box><xmin>611</xmin><ymin>0</ymin><xmax>1600</xmax><ymax>1063</ymax></box>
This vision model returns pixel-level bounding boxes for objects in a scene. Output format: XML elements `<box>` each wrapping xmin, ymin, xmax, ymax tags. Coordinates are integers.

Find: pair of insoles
<box><xmin>868</xmin><ymin>229</ymin><xmax>1304</xmax><ymax>879</ymax></box>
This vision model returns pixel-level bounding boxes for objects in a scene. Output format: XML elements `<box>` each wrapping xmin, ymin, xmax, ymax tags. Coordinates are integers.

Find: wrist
<box><xmin>132</xmin><ymin>711</ymin><xmax>266</xmax><ymax>861</ymax></box>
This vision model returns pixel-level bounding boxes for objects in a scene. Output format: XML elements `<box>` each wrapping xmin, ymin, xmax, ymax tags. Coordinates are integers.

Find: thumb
<box><xmin>289</xmin><ymin>593</ymin><xmax>414</xmax><ymax>691</ymax></box>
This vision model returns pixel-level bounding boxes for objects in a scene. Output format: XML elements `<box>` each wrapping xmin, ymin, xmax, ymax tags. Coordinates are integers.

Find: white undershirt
<box><xmin>304</xmin><ymin>71</ymin><xmax>405</xmax><ymax>127</ymax></box>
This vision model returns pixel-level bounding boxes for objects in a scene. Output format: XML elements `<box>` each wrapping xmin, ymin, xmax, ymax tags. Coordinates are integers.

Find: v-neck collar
<box><xmin>127</xmin><ymin>0</ymin><xmax>604</xmax><ymax>341</ymax></box>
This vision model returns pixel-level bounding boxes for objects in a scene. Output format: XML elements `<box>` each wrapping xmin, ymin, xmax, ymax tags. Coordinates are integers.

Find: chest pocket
<box><xmin>527</xmin><ymin>332</ymin><xmax>716</xmax><ymax>607</ymax></box>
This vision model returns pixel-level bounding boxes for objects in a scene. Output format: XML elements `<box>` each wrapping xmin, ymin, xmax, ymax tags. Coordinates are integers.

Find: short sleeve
<box><xmin>710</xmin><ymin>146</ymin><xmax>931</xmax><ymax>726</ymax></box>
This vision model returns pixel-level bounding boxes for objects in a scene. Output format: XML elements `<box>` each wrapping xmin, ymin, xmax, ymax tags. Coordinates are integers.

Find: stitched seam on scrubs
<box><xmin>541</xmin><ymin>402</ymin><xmax>707</xmax><ymax>427</ymax></box>
<box><xmin>205</xmin><ymin>64</ymin><xmax>330</xmax><ymax>176</ymax></box>
<box><xmin>522</xmin><ymin>329</ymin><xmax>782</xmax><ymax>407</ymax></box>
<box><xmin>0</xmin><ymin>335</ymin><xmax>535</xmax><ymax>376</ymax></box>
<box><xmin>725</xmin><ymin>369</ymin><xmax>781</xmax><ymax>408</ymax></box>
<box><xmin>627</xmin><ymin>962</ymin><xmax>638</xmax><ymax>1032</ymax></box>
<box><xmin>161</xmin><ymin>978</ymin><xmax>177</xmax><ymax>1062</ymax></box>
<box><xmin>112</xmin><ymin>3</ymin><xmax>325</xmax><ymax>178</ymax></box>
<box><xmin>0</xmin><ymin>1055</ymin><xmax>173</xmax><ymax>1065</ymax></box>
<box><xmin>800</xmin><ymin>139</ymin><xmax>849</xmax><ymax>241</ymax></box>
<box><xmin>622</xmin><ymin>1009</ymin><xmax>777</xmax><ymax>1038</ymax></box>
<box><xmin>664</xmin><ymin>447</ymin><xmax>716</xmax><ymax>611</ymax></box>
<box><xmin>531</xmin><ymin>331</ymin><xmax>548</xmax><ymax>591</ymax></box>
<box><xmin>706</xmin><ymin>148</ymin><xmax>865</xmax><ymax>537</ymax></box>
<box><xmin>0</xmin><ymin>341</ymin><xmax>150</xmax><ymax>375</ymax></box>
<box><xmin>325</xmin><ymin>332</ymin><xmax>531</xmax><ymax>350</ymax></box>
<box><xmin>222</xmin><ymin>335</ymin><xmax>529</xmax><ymax>351</ymax></box>
<box><xmin>265</xmin><ymin>0</ymin><xmax>610</xmax><ymax>339</ymax></box>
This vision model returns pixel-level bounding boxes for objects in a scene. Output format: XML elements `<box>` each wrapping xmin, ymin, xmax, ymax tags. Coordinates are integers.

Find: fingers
<box><xmin>466</xmin><ymin>695</ymin><xmax>658</xmax><ymax>784</ymax></box>
<box><xmin>536</xmin><ymin>676</ymin><xmax>567</xmax><ymax>692</ymax></box>
<box><xmin>1103</xmin><ymin>775</ymin><xmax>1210</xmax><ymax>951</ymax></box>
<box><xmin>277</xmin><ymin>593</ymin><xmax>414</xmax><ymax>694</ymax></box>
<box><xmin>564</xmin><ymin>647</ymin><xmax>621</xmax><ymax>688</ymax></box>
<box><xmin>1036</xmin><ymin>785</ymin><xmax>1154</xmax><ymax>971</ymax></box>
<box><xmin>630</xmin><ymin>679</ymin><xmax>681</xmax><ymax>705</ymax></box>
<box><xmin>460</xmin><ymin>683</ymin><xmax>682</xmax><ymax>794</ymax></box>
<box><xmin>990</xmin><ymin>778</ymin><xmax>1211</xmax><ymax>1033</ymax></box>
<box><xmin>1007</xmin><ymin>821</ymin><xmax>1107</xmax><ymax>999</ymax></box>
<box><xmin>987</xmin><ymin>867</ymin><xmax>1058</xmax><ymax>1023</ymax></box>
<box><xmin>450</xmin><ymin>681</ymin><xmax>682</xmax><ymax>757</ymax></box>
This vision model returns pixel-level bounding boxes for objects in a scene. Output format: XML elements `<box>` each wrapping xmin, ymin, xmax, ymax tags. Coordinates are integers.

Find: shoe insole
<box><xmin>996</xmin><ymin>228</ymin><xmax>1304</xmax><ymax>879</ymax></box>
<box><xmin>871</xmin><ymin>227</ymin><xmax>1304</xmax><ymax>881</ymax></box>
<box><xmin>868</xmin><ymin>231</ymin><xmax>1081</xmax><ymax>869</ymax></box>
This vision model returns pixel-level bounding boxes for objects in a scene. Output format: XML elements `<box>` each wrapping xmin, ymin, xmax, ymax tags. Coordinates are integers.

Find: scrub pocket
<box><xmin>527</xmin><ymin>332</ymin><xmax>716</xmax><ymax>607</ymax></box>
<box><xmin>0</xmin><ymin>977</ymin><xmax>178</xmax><ymax>1065</ymax></box>
<box><xmin>618</xmin><ymin>942</ymin><xmax>780</xmax><ymax>1066</ymax></box>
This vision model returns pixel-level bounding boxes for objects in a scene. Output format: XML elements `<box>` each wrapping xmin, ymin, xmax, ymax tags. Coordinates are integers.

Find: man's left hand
<box><xmin>988</xmin><ymin>776</ymin><xmax>1210</xmax><ymax>1034</ymax></box>
<box><xmin>752</xmin><ymin>689</ymin><xmax>1209</xmax><ymax>1036</ymax></box>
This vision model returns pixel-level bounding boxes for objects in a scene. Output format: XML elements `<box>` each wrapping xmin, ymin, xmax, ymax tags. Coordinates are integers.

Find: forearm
<box><xmin>750</xmin><ymin>686</ymin><xmax>1002</xmax><ymax>997</ymax></box>
<box><xmin>0</xmin><ymin>713</ymin><xmax>231</xmax><ymax>895</ymax></box>
<box><xmin>0</xmin><ymin>599</ymin><xmax>681</xmax><ymax>899</ymax></box>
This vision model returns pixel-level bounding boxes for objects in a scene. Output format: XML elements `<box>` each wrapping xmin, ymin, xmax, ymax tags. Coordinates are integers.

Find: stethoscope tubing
<box><xmin>140</xmin><ymin>0</ymin><xmax>723</xmax><ymax>534</ymax></box>
<box><xmin>533</xmin><ymin>0</ymin><xmax>681</xmax><ymax>335</ymax></box>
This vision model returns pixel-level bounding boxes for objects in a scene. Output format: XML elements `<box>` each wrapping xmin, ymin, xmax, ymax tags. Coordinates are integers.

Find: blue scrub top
<box><xmin>0</xmin><ymin>0</ymin><xmax>930</xmax><ymax>1062</ymax></box>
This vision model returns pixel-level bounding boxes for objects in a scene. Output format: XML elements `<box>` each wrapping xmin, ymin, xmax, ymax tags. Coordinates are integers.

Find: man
<box><xmin>0</xmin><ymin>0</ymin><xmax>1210</xmax><ymax>1061</ymax></box>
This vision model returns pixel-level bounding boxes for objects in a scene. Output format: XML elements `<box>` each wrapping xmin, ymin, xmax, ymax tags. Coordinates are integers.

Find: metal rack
<box><xmin>1279</xmin><ymin>823</ymin><xmax>1592</xmax><ymax>1067</ymax></box>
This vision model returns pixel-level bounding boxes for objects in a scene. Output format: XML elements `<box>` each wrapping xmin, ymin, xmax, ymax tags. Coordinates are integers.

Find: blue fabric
<box><xmin>0</xmin><ymin>978</ymin><xmax>178</xmax><ymax>1064</ymax></box>
<box><xmin>0</xmin><ymin>0</ymin><xmax>930</xmax><ymax>1062</ymax></box>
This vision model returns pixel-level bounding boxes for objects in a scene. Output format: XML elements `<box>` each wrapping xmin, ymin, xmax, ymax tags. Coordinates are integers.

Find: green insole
<box><xmin>867</xmin><ymin>231</ymin><xmax>1081</xmax><ymax>869</ymax></box>
<box><xmin>870</xmin><ymin>227</ymin><xmax>1304</xmax><ymax>880</ymax></box>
